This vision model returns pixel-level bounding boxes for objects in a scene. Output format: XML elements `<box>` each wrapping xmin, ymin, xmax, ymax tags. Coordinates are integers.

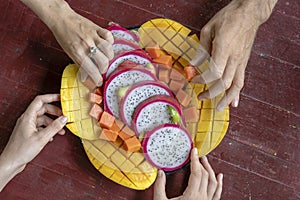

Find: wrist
<box><xmin>231</xmin><ymin>0</ymin><xmax>277</xmax><ymax>25</ymax></box>
<box><xmin>0</xmin><ymin>153</ymin><xmax>24</xmax><ymax>191</ymax></box>
<box><xmin>20</xmin><ymin>0</ymin><xmax>73</xmax><ymax>29</ymax></box>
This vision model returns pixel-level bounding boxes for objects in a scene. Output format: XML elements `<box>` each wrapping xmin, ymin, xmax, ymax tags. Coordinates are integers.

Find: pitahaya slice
<box><xmin>142</xmin><ymin>123</ymin><xmax>193</xmax><ymax>171</ymax></box>
<box><xmin>132</xmin><ymin>95</ymin><xmax>183</xmax><ymax>136</ymax></box>
<box><xmin>105</xmin><ymin>50</ymin><xmax>154</xmax><ymax>78</ymax></box>
<box><xmin>107</xmin><ymin>23</ymin><xmax>140</xmax><ymax>43</ymax></box>
<box><xmin>103</xmin><ymin>67</ymin><xmax>157</xmax><ymax>118</ymax></box>
<box><xmin>119</xmin><ymin>81</ymin><xmax>173</xmax><ymax>127</ymax></box>
<box><xmin>113</xmin><ymin>40</ymin><xmax>142</xmax><ymax>55</ymax></box>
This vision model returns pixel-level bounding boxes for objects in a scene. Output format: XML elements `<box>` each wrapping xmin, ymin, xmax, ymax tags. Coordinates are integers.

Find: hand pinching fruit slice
<box><xmin>142</xmin><ymin>123</ymin><xmax>193</xmax><ymax>171</ymax></box>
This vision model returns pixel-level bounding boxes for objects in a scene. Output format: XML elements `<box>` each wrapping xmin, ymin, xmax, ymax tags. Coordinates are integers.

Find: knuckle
<box><xmin>223</xmin><ymin>79</ymin><xmax>232</xmax><ymax>90</ymax></box>
<box><xmin>214</xmin><ymin>69</ymin><xmax>223</xmax><ymax>79</ymax></box>
<box><xmin>202</xmin><ymin>170</ymin><xmax>209</xmax><ymax>178</ymax></box>
<box><xmin>201</xmin><ymin>25</ymin><xmax>211</xmax><ymax>35</ymax></box>
<box><xmin>235</xmin><ymin>80</ymin><xmax>244</xmax><ymax>90</ymax></box>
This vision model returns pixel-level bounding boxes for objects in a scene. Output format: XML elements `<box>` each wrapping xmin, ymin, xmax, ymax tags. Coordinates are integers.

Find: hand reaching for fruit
<box><xmin>0</xmin><ymin>94</ymin><xmax>67</xmax><ymax>192</ymax></box>
<box><xmin>21</xmin><ymin>0</ymin><xmax>114</xmax><ymax>87</ymax></box>
<box><xmin>153</xmin><ymin>148</ymin><xmax>223</xmax><ymax>200</ymax></box>
<box><xmin>191</xmin><ymin>0</ymin><xmax>277</xmax><ymax>111</ymax></box>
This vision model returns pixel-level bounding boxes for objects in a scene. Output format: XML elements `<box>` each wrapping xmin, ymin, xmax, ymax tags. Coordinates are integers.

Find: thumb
<box><xmin>154</xmin><ymin>170</ymin><xmax>168</xmax><ymax>200</ymax></box>
<box><xmin>39</xmin><ymin>116</ymin><xmax>68</xmax><ymax>143</ymax></box>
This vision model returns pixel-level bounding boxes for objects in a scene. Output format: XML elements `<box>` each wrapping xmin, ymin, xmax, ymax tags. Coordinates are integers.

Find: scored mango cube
<box><xmin>111</xmin><ymin>151</ymin><xmax>126</xmax><ymax>166</ymax></box>
<box><xmin>120</xmin><ymin>160</ymin><xmax>135</xmax><ymax>173</ymax></box>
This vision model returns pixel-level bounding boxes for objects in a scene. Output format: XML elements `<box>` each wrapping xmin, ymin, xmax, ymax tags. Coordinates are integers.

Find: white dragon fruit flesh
<box><xmin>132</xmin><ymin>95</ymin><xmax>183</xmax><ymax>136</ymax></box>
<box><xmin>142</xmin><ymin>123</ymin><xmax>193</xmax><ymax>171</ymax></box>
<box><xmin>105</xmin><ymin>50</ymin><xmax>153</xmax><ymax>78</ymax></box>
<box><xmin>103</xmin><ymin>67</ymin><xmax>156</xmax><ymax>118</ymax></box>
<box><xmin>107</xmin><ymin>23</ymin><xmax>140</xmax><ymax>43</ymax></box>
<box><xmin>119</xmin><ymin>81</ymin><xmax>173</xmax><ymax>127</ymax></box>
<box><xmin>113</xmin><ymin>39</ymin><xmax>141</xmax><ymax>55</ymax></box>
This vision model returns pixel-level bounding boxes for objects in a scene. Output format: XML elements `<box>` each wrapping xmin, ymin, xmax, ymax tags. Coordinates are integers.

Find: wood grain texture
<box><xmin>0</xmin><ymin>0</ymin><xmax>299</xmax><ymax>199</ymax></box>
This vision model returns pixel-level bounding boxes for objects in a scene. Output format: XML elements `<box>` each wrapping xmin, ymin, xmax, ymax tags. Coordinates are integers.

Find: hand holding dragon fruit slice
<box><xmin>142</xmin><ymin>124</ymin><xmax>193</xmax><ymax>171</ymax></box>
<box><xmin>119</xmin><ymin>81</ymin><xmax>173</xmax><ymax>127</ymax></box>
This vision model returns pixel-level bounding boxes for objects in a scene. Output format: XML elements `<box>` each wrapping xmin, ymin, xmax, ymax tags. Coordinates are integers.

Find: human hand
<box><xmin>49</xmin><ymin>5</ymin><xmax>114</xmax><ymax>87</ymax></box>
<box><xmin>191</xmin><ymin>0</ymin><xmax>277</xmax><ymax>111</ymax></box>
<box><xmin>0</xmin><ymin>94</ymin><xmax>67</xmax><ymax>191</ymax></box>
<box><xmin>153</xmin><ymin>148</ymin><xmax>223</xmax><ymax>200</ymax></box>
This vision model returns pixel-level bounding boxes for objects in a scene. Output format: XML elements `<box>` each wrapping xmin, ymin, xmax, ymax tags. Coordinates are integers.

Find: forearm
<box><xmin>20</xmin><ymin>0</ymin><xmax>73</xmax><ymax>29</ymax></box>
<box><xmin>0</xmin><ymin>153</ymin><xmax>23</xmax><ymax>192</ymax></box>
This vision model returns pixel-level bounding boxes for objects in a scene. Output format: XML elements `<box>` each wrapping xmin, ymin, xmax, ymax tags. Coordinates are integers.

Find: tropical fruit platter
<box><xmin>60</xmin><ymin>18</ymin><xmax>229</xmax><ymax>190</ymax></box>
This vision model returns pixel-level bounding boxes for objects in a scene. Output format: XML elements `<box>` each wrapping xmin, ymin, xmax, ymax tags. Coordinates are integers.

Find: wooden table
<box><xmin>0</xmin><ymin>0</ymin><xmax>299</xmax><ymax>199</ymax></box>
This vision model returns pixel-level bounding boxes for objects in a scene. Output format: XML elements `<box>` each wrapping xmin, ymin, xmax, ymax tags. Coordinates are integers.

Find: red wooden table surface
<box><xmin>0</xmin><ymin>0</ymin><xmax>299</xmax><ymax>199</ymax></box>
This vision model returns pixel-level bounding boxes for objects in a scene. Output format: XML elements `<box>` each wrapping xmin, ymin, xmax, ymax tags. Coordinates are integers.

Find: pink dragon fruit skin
<box><xmin>103</xmin><ymin>67</ymin><xmax>157</xmax><ymax>118</ymax></box>
<box><xmin>104</xmin><ymin>50</ymin><xmax>154</xmax><ymax>79</ymax></box>
<box><xmin>113</xmin><ymin>39</ymin><xmax>142</xmax><ymax>55</ymax></box>
<box><xmin>142</xmin><ymin>123</ymin><xmax>193</xmax><ymax>172</ymax></box>
<box><xmin>132</xmin><ymin>95</ymin><xmax>183</xmax><ymax>136</ymax></box>
<box><xmin>107</xmin><ymin>23</ymin><xmax>140</xmax><ymax>43</ymax></box>
<box><xmin>119</xmin><ymin>81</ymin><xmax>173</xmax><ymax>127</ymax></box>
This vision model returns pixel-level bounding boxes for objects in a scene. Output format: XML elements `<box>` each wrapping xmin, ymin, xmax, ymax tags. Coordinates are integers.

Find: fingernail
<box><xmin>216</xmin><ymin>105</ymin><xmax>224</xmax><ymax>112</ymax></box>
<box><xmin>60</xmin><ymin>116</ymin><xmax>68</xmax><ymax>124</ymax></box>
<box><xmin>193</xmin><ymin>148</ymin><xmax>198</xmax><ymax>156</ymax></box>
<box><xmin>219</xmin><ymin>173</ymin><xmax>223</xmax><ymax>181</ymax></box>
<box><xmin>232</xmin><ymin>100</ymin><xmax>239</xmax><ymax>107</ymax></box>
<box><xmin>202</xmin><ymin>156</ymin><xmax>208</xmax><ymax>162</ymax></box>
<box><xmin>198</xmin><ymin>95</ymin><xmax>206</xmax><ymax>101</ymax></box>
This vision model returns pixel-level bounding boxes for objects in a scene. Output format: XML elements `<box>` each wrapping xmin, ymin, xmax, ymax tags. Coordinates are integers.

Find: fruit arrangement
<box><xmin>60</xmin><ymin>18</ymin><xmax>229</xmax><ymax>190</ymax></box>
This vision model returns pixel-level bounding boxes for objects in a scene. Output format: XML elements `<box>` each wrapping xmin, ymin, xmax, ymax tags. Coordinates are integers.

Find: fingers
<box><xmin>81</xmin><ymin>55</ymin><xmax>103</xmax><ymax>86</ymax></box>
<box><xmin>216</xmin><ymin>65</ymin><xmax>245</xmax><ymax>111</ymax></box>
<box><xmin>38</xmin><ymin>116</ymin><xmax>68</xmax><ymax>144</ymax></box>
<box><xmin>153</xmin><ymin>170</ymin><xmax>167</xmax><ymax>200</ymax></box>
<box><xmin>95</xmin><ymin>37</ymin><xmax>114</xmax><ymax>61</ymax></box>
<box><xmin>201</xmin><ymin>156</ymin><xmax>218</xmax><ymax>200</ymax></box>
<box><xmin>184</xmin><ymin>148</ymin><xmax>202</xmax><ymax>197</ymax></box>
<box><xmin>213</xmin><ymin>173</ymin><xmax>223</xmax><ymax>200</ymax></box>
<box><xmin>91</xmin><ymin>47</ymin><xmax>109</xmax><ymax>74</ymax></box>
<box><xmin>36</xmin><ymin>104</ymin><xmax>62</xmax><ymax>117</ymax></box>
<box><xmin>25</xmin><ymin>94</ymin><xmax>60</xmax><ymax>116</ymax></box>
<box><xmin>37</xmin><ymin>116</ymin><xmax>66</xmax><ymax>136</ymax></box>
<box><xmin>197</xmin><ymin>56</ymin><xmax>237</xmax><ymax>100</ymax></box>
<box><xmin>97</xmin><ymin>27</ymin><xmax>114</xmax><ymax>45</ymax></box>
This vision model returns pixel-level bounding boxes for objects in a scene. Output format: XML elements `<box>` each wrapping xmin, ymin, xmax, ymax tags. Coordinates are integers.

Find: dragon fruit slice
<box><xmin>107</xmin><ymin>23</ymin><xmax>140</xmax><ymax>43</ymax></box>
<box><xmin>103</xmin><ymin>67</ymin><xmax>157</xmax><ymax>118</ymax></box>
<box><xmin>113</xmin><ymin>39</ymin><xmax>142</xmax><ymax>55</ymax></box>
<box><xmin>142</xmin><ymin>123</ymin><xmax>193</xmax><ymax>171</ymax></box>
<box><xmin>132</xmin><ymin>95</ymin><xmax>183</xmax><ymax>136</ymax></box>
<box><xmin>105</xmin><ymin>50</ymin><xmax>154</xmax><ymax>78</ymax></box>
<box><xmin>119</xmin><ymin>81</ymin><xmax>173</xmax><ymax>127</ymax></box>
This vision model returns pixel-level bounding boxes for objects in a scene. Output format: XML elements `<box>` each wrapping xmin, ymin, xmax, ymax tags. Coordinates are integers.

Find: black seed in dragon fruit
<box><xmin>142</xmin><ymin>123</ymin><xmax>193</xmax><ymax>171</ymax></box>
